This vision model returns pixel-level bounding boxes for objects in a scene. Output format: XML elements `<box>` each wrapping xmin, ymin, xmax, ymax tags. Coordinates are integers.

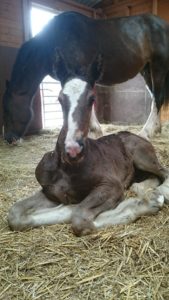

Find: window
<box><xmin>31</xmin><ymin>6</ymin><xmax>63</xmax><ymax>129</ymax></box>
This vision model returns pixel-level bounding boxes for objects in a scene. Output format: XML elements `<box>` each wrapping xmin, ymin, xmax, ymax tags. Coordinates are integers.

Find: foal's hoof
<box><xmin>71</xmin><ymin>216</ymin><xmax>96</xmax><ymax>236</ymax></box>
<box><xmin>157</xmin><ymin>185</ymin><xmax>169</xmax><ymax>204</ymax></box>
<box><xmin>147</xmin><ymin>190</ymin><xmax>164</xmax><ymax>214</ymax></box>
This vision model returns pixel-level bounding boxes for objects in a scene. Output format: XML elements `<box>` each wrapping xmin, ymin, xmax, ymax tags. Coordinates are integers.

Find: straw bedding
<box><xmin>0</xmin><ymin>124</ymin><xmax>169</xmax><ymax>300</ymax></box>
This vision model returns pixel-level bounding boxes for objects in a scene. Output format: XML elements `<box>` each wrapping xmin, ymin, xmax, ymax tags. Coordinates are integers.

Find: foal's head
<box><xmin>56</xmin><ymin>50</ymin><xmax>103</xmax><ymax>160</ymax></box>
<box><xmin>59</xmin><ymin>78</ymin><xmax>95</xmax><ymax>159</ymax></box>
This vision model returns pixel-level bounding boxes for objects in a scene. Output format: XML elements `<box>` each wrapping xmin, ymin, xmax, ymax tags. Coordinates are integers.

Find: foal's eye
<box><xmin>88</xmin><ymin>96</ymin><xmax>95</xmax><ymax>106</ymax></box>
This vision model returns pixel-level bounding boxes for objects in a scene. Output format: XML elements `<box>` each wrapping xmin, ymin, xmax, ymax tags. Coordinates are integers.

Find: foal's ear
<box><xmin>88</xmin><ymin>53</ymin><xmax>103</xmax><ymax>86</ymax></box>
<box><xmin>54</xmin><ymin>49</ymin><xmax>71</xmax><ymax>85</ymax></box>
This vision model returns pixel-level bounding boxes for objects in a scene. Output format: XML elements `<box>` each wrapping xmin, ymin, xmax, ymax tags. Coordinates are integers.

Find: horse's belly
<box><xmin>99</xmin><ymin>62</ymin><xmax>143</xmax><ymax>85</ymax></box>
<box><xmin>98</xmin><ymin>47</ymin><xmax>145</xmax><ymax>85</ymax></box>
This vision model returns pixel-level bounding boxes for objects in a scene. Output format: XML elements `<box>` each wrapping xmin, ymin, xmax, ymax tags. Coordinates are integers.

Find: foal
<box><xmin>8</xmin><ymin>78</ymin><xmax>169</xmax><ymax>236</ymax></box>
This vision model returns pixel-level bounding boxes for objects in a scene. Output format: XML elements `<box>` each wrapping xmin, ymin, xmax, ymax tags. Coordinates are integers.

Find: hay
<box><xmin>0</xmin><ymin>124</ymin><xmax>169</xmax><ymax>300</ymax></box>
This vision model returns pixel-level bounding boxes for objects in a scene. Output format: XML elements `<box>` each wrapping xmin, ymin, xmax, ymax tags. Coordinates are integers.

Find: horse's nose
<box><xmin>4</xmin><ymin>132</ymin><xmax>20</xmax><ymax>145</ymax></box>
<box><xmin>65</xmin><ymin>139</ymin><xmax>84</xmax><ymax>158</ymax></box>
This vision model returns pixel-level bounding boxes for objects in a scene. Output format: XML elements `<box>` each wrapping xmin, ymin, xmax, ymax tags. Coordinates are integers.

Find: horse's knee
<box><xmin>8</xmin><ymin>202</ymin><xmax>33</xmax><ymax>231</ymax></box>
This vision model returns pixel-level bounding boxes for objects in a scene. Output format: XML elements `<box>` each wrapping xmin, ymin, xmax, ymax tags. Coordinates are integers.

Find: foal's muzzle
<box><xmin>65</xmin><ymin>139</ymin><xmax>84</xmax><ymax>158</ymax></box>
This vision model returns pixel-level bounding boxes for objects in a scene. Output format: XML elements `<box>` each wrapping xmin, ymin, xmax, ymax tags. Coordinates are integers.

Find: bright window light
<box><xmin>31</xmin><ymin>6</ymin><xmax>62</xmax><ymax>129</ymax></box>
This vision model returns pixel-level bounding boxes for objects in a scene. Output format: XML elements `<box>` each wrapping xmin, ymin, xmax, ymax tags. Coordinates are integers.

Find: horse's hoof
<box><xmin>71</xmin><ymin>215</ymin><xmax>96</xmax><ymax>236</ymax></box>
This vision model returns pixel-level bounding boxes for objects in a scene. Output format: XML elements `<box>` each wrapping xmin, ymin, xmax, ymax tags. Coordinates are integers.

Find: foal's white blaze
<box><xmin>63</xmin><ymin>78</ymin><xmax>87</xmax><ymax>157</ymax></box>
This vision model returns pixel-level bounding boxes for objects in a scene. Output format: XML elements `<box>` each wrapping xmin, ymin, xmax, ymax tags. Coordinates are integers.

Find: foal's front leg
<box><xmin>8</xmin><ymin>190</ymin><xmax>76</xmax><ymax>231</ymax></box>
<box><xmin>71</xmin><ymin>182</ymin><xmax>123</xmax><ymax>236</ymax></box>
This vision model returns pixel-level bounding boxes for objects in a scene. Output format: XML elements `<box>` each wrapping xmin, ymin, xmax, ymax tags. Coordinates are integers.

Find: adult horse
<box><xmin>3</xmin><ymin>11</ymin><xmax>169</xmax><ymax>143</ymax></box>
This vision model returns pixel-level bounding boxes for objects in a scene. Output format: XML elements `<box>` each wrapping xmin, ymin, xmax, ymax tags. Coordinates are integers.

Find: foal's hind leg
<box><xmin>133</xmin><ymin>138</ymin><xmax>169</xmax><ymax>203</ymax></box>
<box><xmin>94</xmin><ymin>175</ymin><xmax>165</xmax><ymax>230</ymax></box>
<box><xmin>94</xmin><ymin>194</ymin><xmax>164</xmax><ymax>229</ymax></box>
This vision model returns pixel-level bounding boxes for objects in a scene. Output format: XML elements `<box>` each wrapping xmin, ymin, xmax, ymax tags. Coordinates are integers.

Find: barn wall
<box><xmin>158</xmin><ymin>0</ymin><xmax>169</xmax><ymax>22</ymax></box>
<box><xmin>96</xmin><ymin>75</ymin><xmax>151</xmax><ymax>124</ymax></box>
<box><xmin>101</xmin><ymin>0</ymin><xmax>153</xmax><ymax>18</ymax></box>
<box><xmin>157</xmin><ymin>0</ymin><xmax>169</xmax><ymax>122</ymax></box>
<box><xmin>33</xmin><ymin>0</ymin><xmax>96</xmax><ymax>17</ymax></box>
<box><xmin>0</xmin><ymin>0</ymin><xmax>24</xmax><ymax>135</ymax></box>
<box><xmin>0</xmin><ymin>0</ymin><xmax>42</xmax><ymax>136</ymax></box>
<box><xmin>0</xmin><ymin>0</ymin><xmax>24</xmax><ymax>48</ymax></box>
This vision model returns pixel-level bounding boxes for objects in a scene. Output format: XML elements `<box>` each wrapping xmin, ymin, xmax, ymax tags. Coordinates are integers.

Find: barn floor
<box><xmin>0</xmin><ymin>123</ymin><xmax>169</xmax><ymax>300</ymax></box>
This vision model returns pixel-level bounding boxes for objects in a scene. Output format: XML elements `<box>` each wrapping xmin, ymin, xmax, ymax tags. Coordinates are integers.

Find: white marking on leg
<box><xmin>31</xmin><ymin>205</ymin><xmax>75</xmax><ymax>227</ymax></box>
<box><xmin>157</xmin><ymin>195</ymin><xmax>165</xmax><ymax>207</ymax></box>
<box><xmin>130</xmin><ymin>178</ymin><xmax>160</xmax><ymax>199</ymax></box>
<box><xmin>139</xmin><ymin>87</ymin><xmax>161</xmax><ymax>139</ymax></box>
<box><xmin>63</xmin><ymin>78</ymin><xmax>87</xmax><ymax>147</ymax></box>
<box><xmin>94</xmin><ymin>189</ymin><xmax>164</xmax><ymax>230</ymax></box>
<box><xmin>93</xmin><ymin>197</ymin><xmax>147</xmax><ymax>228</ymax></box>
<box><xmin>157</xmin><ymin>177</ymin><xmax>169</xmax><ymax>204</ymax></box>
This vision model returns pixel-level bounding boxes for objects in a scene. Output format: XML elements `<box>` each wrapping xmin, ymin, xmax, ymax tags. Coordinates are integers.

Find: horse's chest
<box><xmin>44</xmin><ymin>168</ymin><xmax>93</xmax><ymax>204</ymax></box>
<box><xmin>61</xmin><ymin>165</ymin><xmax>98</xmax><ymax>199</ymax></box>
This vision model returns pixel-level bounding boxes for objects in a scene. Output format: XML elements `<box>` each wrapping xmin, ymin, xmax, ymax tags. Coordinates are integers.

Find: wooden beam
<box><xmin>22</xmin><ymin>0</ymin><xmax>32</xmax><ymax>41</ymax></box>
<box><xmin>152</xmin><ymin>0</ymin><xmax>157</xmax><ymax>14</ymax></box>
<box><xmin>31</xmin><ymin>0</ymin><xmax>96</xmax><ymax>16</ymax></box>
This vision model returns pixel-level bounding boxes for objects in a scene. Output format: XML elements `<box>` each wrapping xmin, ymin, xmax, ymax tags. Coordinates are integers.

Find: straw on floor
<box><xmin>0</xmin><ymin>124</ymin><xmax>169</xmax><ymax>300</ymax></box>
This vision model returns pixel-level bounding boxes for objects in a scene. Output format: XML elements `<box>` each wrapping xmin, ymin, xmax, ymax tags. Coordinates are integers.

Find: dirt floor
<box><xmin>0</xmin><ymin>123</ymin><xmax>169</xmax><ymax>300</ymax></box>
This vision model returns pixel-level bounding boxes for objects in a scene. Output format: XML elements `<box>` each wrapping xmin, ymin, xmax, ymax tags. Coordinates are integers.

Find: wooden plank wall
<box><xmin>157</xmin><ymin>0</ymin><xmax>169</xmax><ymax>122</ymax></box>
<box><xmin>0</xmin><ymin>0</ymin><xmax>24</xmax><ymax>48</ymax></box>
<box><xmin>101</xmin><ymin>0</ymin><xmax>153</xmax><ymax>17</ymax></box>
<box><xmin>0</xmin><ymin>0</ymin><xmax>24</xmax><ymax>134</ymax></box>
<box><xmin>33</xmin><ymin>0</ymin><xmax>95</xmax><ymax>17</ymax></box>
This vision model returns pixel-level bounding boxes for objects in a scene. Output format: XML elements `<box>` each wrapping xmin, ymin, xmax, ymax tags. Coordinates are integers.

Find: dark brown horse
<box><xmin>3</xmin><ymin>11</ymin><xmax>169</xmax><ymax>143</ymax></box>
<box><xmin>8</xmin><ymin>76</ymin><xmax>169</xmax><ymax>236</ymax></box>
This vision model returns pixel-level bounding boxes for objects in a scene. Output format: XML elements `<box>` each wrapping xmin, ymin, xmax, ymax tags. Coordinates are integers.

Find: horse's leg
<box><xmin>132</xmin><ymin>137</ymin><xmax>169</xmax><ymax>203</ymax></box>
<box><xmin>71</xmin><ymin>182</ymin><xmax>124</xmax><ymax>236</ymax></box>
<box><xmin>139</xmin><ymin>61</ymin><xmax>169</xmax><ymax>139</ymax></box>
<box><xmin>139</xmin><ymin>91</ymin><xmax>161</xmax><ymax>140</ymax></box>
<box><xmin>157</xmin><ymin>177</ymin><xmax>169</xmax><ymax>204</ymax></box>
<box><xmin>130</xmin><ymin>177</ymin><xmax>160</xmax><ymax>199</ymax></box>
<box><xmin>94</xmin><ymin>194</ymin><xmax>164</xmax><ymax>229</ymax></box>
<box><xmin>88</xmin><ymin>104</ymin><xmax>103</xmax><ymax>139</ymax></box>
<box><xmin>94</xmin><ymin>175</ymin><xmax>166</xmax><ymax>230</ymax></box>
<box><xmin>8</xmin><ymin>190</ymin><xmax>75</xmax><ymax>231</ymax></box>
